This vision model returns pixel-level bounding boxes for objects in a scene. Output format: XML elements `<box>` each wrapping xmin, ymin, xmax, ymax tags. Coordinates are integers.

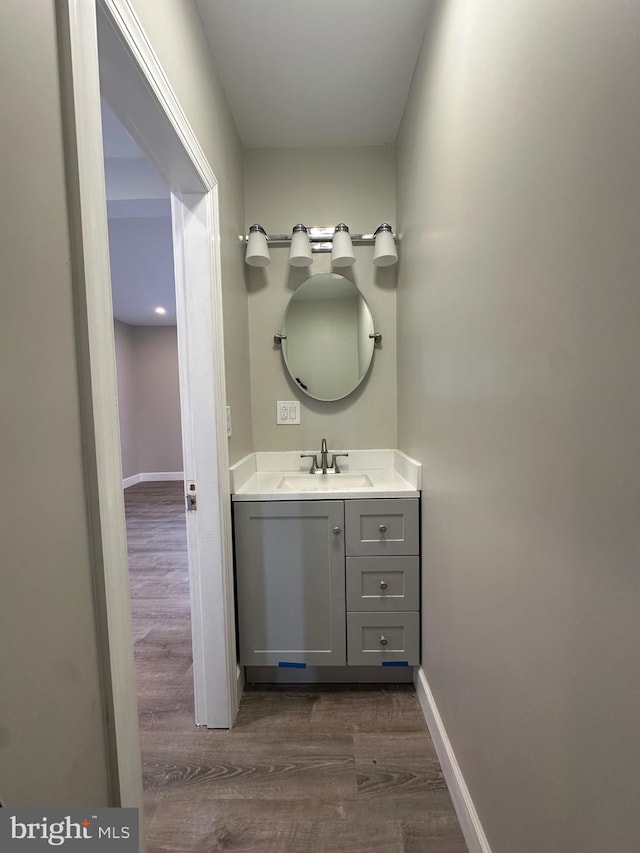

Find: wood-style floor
<box><xmin>125</xmin><ymin>481</ymin><xmax>467</xmax><ymax>853</ymax></box>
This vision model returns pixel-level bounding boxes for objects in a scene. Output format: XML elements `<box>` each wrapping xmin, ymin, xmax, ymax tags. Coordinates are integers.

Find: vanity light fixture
<box><xmin>373</xmin><ymin>223</ymin><xmax>398</xmax><ymax>267</ymax></box>
<box><xmin>288</xmin><ymin>224</ymin><xmax>313</xmax><ymax>267</ymax></box>
<box><xmin>331</xmin><ymin>223</ymin><xmax>356</xmax><ymax>268</ymax></box>
<box><xmin>245</xmin><ymin>224</ymin><xmax>270</xmax><ymax>267</ymax></box>
<box><xmin>241</xmin><ymin>223</ymin><xmax>398</xmax><ymax>265</ymax></box>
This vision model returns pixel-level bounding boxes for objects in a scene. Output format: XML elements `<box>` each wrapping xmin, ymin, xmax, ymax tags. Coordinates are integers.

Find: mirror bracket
<box><xmin>369</xmin><ymin>332</ymin><xmax>382</xmax><ymax>345</ymax></box>
<box><xmin>274</xmin><ymin>333</ymin><xmax>287</xmax><ymax>346</ymax></box>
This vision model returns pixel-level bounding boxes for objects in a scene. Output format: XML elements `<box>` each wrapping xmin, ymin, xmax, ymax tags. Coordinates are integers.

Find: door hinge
<box><xmin>186</xmin><ymin>482</ymin><xmax>197</xmax><ymax>511</ymax></box>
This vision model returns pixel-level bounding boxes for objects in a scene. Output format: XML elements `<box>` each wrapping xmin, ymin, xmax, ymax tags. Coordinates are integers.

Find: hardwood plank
<box><xmin>144</xmin><ymin>799</ymin><xmax>404</xmax><ymax>853</ymax></box>
<box><xmin>144</xmin><ymin>794</ymin><xmax>467</xmax><ymax>852</ymax></box>
<box><xmin>401</xmin><ymin>826</ymin><xmax>468</xmax><ymax>853</ymax></box>
<box><xmin>233</xmin><ymin>687</ymin><xmax>318</xmax><ymax>732</ymax></box>
<box><xmin>140</xmin><ymin>730</ymin><xmax>357</xmax><ymax>802</ymax></box>
<box><xmin>353</xmin><ymin>730</ymin><xmax>440</xmax><ymax>765</ymax></box>
<box><xmin>353</xmin><ymin>730</ymin><xmax>448</xmax><ymax>797</ymax></box>
<box><xmin>310</xmin><ymin>685</ymin><xmax>429</xmax><ymax>733</ymax></box>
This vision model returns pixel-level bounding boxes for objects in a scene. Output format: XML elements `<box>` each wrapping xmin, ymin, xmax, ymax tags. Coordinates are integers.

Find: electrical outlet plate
<box><xmin>276</xmin><ymin>400</ymin><xmax>300</xmax><ymax>424</ymax></box>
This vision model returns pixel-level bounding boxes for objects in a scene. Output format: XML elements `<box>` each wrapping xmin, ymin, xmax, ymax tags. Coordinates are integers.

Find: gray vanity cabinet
<box><xmin>234</xmin><ymin>496</ymin><xmax>420</xmax><ymax>669</ymax></box>
<box><xmin>233</xmin><ymin>500</ymin><xmax>346</xmax><ymax>667</ymax></box>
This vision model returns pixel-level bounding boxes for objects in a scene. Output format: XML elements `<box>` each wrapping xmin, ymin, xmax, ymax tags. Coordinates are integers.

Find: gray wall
<box><xmin>0</xmin><ymin>0</ymin><xmax>111</xmax><ymax>806</ymax></box>
<box><xmin>244</xmin><ymin>146</ymin><xmax>397</xmax><ymax>450</ymax></box>
<box><xmin>396</xmin><ymin>2</ymin><xmax>640</xmax><ymax>851</ymax></box>
<box><xmin>131</xmin><ymin>0</ymin><xmax>252</xmax><ymax>465</ymax></box>
<box><xmin>133</xmin><ymin>326</ymin><xmax>183</xmax><ymax>474</ymax></box>
<box><xmin>114</xmin><ymin>321</ymin><xmax>182</xmax><ymax>478</ymax></box>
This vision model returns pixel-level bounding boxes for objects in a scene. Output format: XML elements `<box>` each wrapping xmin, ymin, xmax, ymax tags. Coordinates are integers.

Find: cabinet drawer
<box><xmin>347</xmin><ymin>612</ymin><xmax>420</xmax><ymax>666</ymax></box>
<box><xmin>345</xmin><ymin>498</ymin><xmax>419</xmax><ymax>556</ymax></box>
<box><xmin>346</xmin><ymin>556</ymin><xmax>419</xmax><ymax>611</ymax></box>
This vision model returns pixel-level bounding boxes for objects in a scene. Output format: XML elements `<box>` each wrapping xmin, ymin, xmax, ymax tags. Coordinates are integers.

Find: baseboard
<box><xmin>245</xmin><ymin>665</ymin><xmax>414</xmax><ymax>684</ymax></box>
<box><xmin>122</xmin><ymin>471</ymin><xmax>184</xmax><ymax>488</ymax></box>
<box><xmin>414</xmin><ymin>667</ymin><xmax>492</xmax><ymax>853</ymax></box>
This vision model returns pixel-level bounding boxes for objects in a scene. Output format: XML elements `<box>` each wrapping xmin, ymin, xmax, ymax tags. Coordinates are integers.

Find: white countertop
<box><xmin>230</xmin><ymin>450</ymin><xmax>421</xmax><ymax>501</ymax></box>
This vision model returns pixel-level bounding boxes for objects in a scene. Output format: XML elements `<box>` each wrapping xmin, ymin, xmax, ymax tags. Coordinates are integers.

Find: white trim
<box><xmin>171</xmin><ymin>191</ymin><xmax>238</xmax><ymax>727</ymax></box>
<box><xmin>236</xmin><ymin>664</ymin><xmax>245</xmax><ymax>700</ymax></box>
<box><xmin>59</xmin><ymin>0</ymin><xmax>240</xmax><ymax>807</ymax></box>
<box><xmin>139</xmin><ymin>470</ymin><xmax>183</xmax><ymax>482</ymax></box>
<box><xmin>414</xmin><ymin>667</ymin><xmax>492</xmax><ymax>853</ymax></box>
<box><xmin>122</xmin><ymin>472</ymin><xmax>184</xmax><ymax>488</ymax></box>
<box><xmin>57</xmin><ymin>0</ymin><xmax>143</xmax><ymax>808</ymax></box>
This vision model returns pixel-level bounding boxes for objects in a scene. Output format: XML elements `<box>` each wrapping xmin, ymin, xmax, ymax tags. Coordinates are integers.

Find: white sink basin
<box><xmin>277</xmin><ymin>473</ymin><xmax>374</xmax><ymax>492</ymax></box>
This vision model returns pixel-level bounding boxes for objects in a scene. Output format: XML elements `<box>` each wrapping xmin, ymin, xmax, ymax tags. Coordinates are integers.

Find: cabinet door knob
<box><xmin>379</xmin><ymin>524</ymin><xmax>387</xmax><ymax>534</ymax></box>
<box><xmin>379</xmin><ymin>635</ymin><xmax>388</xmax><ymax>646</ymax></box>
<box><xmin>379</xmin><ymin>580</ymin><xmax>388</xmax><ymax>590</ymax></box>
<box><xmin>333</xmin><ymin>526</ymin><xmax>341</xmax><ymax>535</ymax></box>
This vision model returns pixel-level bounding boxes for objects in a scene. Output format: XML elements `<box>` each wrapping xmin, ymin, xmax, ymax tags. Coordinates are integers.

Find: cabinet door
<box><xmin>234</xmin><ymin>500</ymin><xmax>346</xmax><ymax>666</ymax></box>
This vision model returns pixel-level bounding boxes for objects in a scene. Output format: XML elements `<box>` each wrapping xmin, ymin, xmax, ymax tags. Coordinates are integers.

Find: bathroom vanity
<box><xmin>231</xmin><ymin>450</ymin><xmax>421</xmax><ymax>673</ymax></box>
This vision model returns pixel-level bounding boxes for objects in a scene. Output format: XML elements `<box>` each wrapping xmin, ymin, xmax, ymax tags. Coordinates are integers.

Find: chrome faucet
<box><xmin>320</xmin><ymin>438</ymin><xmax>329</xmax><ymax>474</ymax></box>
<box><xmin>301</xmin><ymin>439</ymin><xmax>349</xmax><ymax>474</ymax></box>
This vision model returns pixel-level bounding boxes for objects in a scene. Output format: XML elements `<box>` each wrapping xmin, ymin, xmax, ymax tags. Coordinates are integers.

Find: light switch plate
<box><xmin>276</xmin><ymin>400</ymin><xmax>300</xmax><ymax>424</ymax></box>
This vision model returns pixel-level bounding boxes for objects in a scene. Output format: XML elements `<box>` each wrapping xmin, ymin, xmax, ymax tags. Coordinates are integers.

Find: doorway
<box><xmin>102</xmin><ymin>98</ymin><xmax>194</xmax><ymax>730</ymax></box>
<box><xmin>58</xmin><ymin>0</ymin><xmax>239</xmax><ymax>806</ymax></box>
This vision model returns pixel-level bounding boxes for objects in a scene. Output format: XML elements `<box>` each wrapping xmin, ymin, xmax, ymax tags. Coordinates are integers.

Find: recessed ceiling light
<box><xmin>154</xmin><ymin>306</ymin><xmax>166</xmax><ymax>315</ymax></box>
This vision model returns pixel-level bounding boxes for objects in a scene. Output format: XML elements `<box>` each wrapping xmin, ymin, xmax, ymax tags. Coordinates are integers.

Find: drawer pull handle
<box><xmin>379</xmin><ymin>581</ymin><xmax>388</xmax><ymax>590</ymax></box>
<box><xmin>379</xmin><ymin>635</ymin><xmax>388</xmax><ymax>646</ymax></box>
<box><xmin>379</xmin><ymin>524</ymin><xmax>387</xmax><ymax>534</ymax></box>
<box><xmin>333</xmin><ymin>526</ymin><xmax>341</xmax><ymax>535</ymax></box>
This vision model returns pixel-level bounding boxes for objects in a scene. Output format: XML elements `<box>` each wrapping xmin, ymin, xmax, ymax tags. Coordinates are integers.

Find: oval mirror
<box><xmin>281</xmin><ymin>273</ymin><xmax>375</xmax><ymax>401</ymax></box>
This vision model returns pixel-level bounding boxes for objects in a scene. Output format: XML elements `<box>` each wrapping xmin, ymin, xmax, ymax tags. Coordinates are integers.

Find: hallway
<box><xmin>125</xmin><ymin>482</ymin><xmax>466</xmax><ymax>852</ymax></box>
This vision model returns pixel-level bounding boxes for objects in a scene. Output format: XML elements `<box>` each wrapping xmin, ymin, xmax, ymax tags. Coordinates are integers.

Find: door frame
<box><xmin>57</xmin><ymin>0</ymin><xmax>238</xmax><ymax>806</ymax></box>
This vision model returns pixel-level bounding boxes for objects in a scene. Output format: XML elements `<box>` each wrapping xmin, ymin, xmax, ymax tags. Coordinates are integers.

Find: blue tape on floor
<box><xmin>382</xmin><ymin>661</ymin><xmax>409</xmax><ymax>667</ymax></box>
<box><xmin>278</xmin><ymin>661</ymin><xmax>307</xmax><ymax>668</ymax></box>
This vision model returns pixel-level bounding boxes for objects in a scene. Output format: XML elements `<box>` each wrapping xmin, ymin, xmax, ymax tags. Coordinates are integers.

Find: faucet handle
<box><xmin>301</xmin><ymin>453</ymin><xmax>319</xmax><ymax>474</ymax></box>
<box><xmin>330</xmin><ymin>452</ymin><xmax>349</xmax><ymax>473</ymax></box>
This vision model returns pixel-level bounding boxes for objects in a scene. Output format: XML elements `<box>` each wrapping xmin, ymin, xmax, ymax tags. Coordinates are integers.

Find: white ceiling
<box><xmin>108</xmin><ymin>216</ymin><xmax>177</xmax><ymax>327</ymax></box>
<box><xmin>195</xmin><ymin>0</ymin><xmax>432</xmax><ymax>148</ymax></box>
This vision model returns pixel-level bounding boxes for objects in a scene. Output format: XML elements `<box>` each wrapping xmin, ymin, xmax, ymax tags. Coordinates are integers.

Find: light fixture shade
<box><xmin>331</xmin><ymin>223</ymin><xmax>356</xmax><ymax>267</ymax></box>
<box><xmin>245</xmin><ymin>224</ymin><xmax>270</xmax><ymax>267</ymax></box>
<box><xmin>373</xmin><ymin>223</ymin><xmax>398</xmax><ymax>267</ymax></box>
<box><xmin>289</xmin><ymin>224</ymin><xmax>313</xmax><ymax>267</ymax></box>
